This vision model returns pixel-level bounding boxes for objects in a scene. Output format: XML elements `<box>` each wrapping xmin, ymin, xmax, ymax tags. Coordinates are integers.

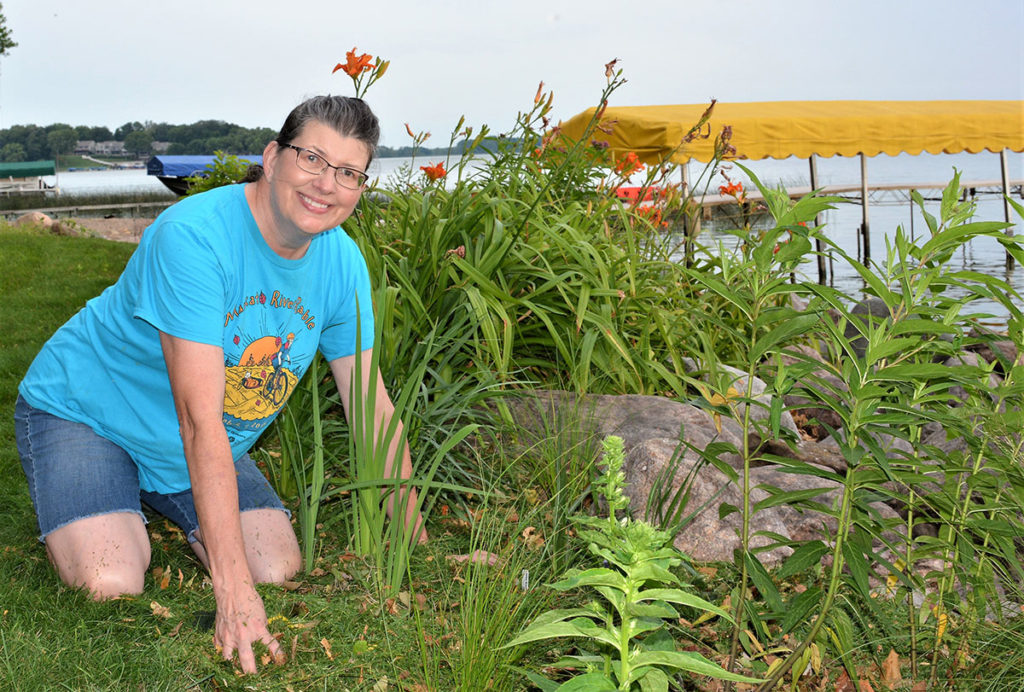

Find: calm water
<box><xmin>48</xmin><ymin>151</ymin><xmax>1023</xmax><ymax>324</ymax></box>
<box><xmin>683</xmin><ymin>151</ymin><xmax>1023</xmax><ymax>326</ymax></box>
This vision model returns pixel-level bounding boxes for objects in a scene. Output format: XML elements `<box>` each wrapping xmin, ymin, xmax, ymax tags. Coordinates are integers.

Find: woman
<box><xmin>15</xmin><ymin>95</ymin><xmax>424</xmax><ymax>673</ymax></box>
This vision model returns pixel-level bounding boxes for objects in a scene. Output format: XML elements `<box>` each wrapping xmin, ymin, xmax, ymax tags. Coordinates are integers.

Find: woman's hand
<box><xmin>214</xmin><ymin>582</ymin><xmax>286</xmax><ymax>674</ymax></box>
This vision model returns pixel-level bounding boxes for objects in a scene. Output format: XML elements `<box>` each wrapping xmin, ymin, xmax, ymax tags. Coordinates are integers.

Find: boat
<box><xmin>146</xmin><ymin>154</ymin><xmax>262</xmax><ymax>196</ymax></box>
<box><xmin>0</xmin><ymin>160</ymin><xmax>57</xmax><ymax>196</ymax></box>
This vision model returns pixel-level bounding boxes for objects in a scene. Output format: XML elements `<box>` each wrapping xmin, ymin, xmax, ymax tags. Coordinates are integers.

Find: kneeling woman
<box><xmin>15</xmin><ymin>95</ymin><xmax>425</xmax><ymax>673</ymax></box>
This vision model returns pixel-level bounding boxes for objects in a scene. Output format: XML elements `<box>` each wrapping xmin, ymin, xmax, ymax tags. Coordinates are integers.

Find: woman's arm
<box><xmin>329</xmin><ymin>349</ymin><xmax>428</xmax><ymax>544</ymax></box>
<box><xmin>159</xmin><ymin>332</ymin><xmax>284</xmax><ymax>673</ymax></box>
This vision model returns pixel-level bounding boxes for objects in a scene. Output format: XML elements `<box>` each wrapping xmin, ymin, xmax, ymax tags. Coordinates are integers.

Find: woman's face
<box><xmin>260</xmin><ymin>120</ymin><xmax>370</xmax><ymax>255</ymax></box>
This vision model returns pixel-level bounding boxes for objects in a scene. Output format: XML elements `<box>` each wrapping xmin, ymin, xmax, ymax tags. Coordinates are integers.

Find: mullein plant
<box><xmin>504</xmin><ymin>435</ymin><xmax>761</xmax><ymax>691</ymax></box>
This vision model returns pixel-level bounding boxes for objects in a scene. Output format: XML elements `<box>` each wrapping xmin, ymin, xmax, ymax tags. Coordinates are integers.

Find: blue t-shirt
<box><xmin>19</xmin><ymin>184</ymin><xmax>374</xmax><ymax>493</ymax></box>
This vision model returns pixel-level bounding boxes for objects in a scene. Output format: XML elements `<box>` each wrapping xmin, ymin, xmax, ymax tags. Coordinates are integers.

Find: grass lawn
<box><xmin>0</xmin><ymin>224</ymin><xmax>574</xmax><ymax>691</ymax></box>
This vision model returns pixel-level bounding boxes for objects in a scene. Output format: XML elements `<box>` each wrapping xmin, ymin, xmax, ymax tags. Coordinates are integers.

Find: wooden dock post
<box><xmin>808</xmin><ymin>155</ymin><xmax>828</xmax><ymax>284</ymax></box>
<box><xmin>1001</xmin><ymin>149</ymin><xmax>1015</xmax><ymax>271</ymax></box>
<box><xmin>860</xmin><ymin>153</ymin><xmax>871</xmax><ymax>262</ymax></box>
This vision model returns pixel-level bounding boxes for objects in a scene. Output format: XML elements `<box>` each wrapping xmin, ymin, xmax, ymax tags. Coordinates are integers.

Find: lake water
<box><xmin>47</xmin><ymin>151</ymin><xmax>1023</xmax><ymax>325</ymax></box>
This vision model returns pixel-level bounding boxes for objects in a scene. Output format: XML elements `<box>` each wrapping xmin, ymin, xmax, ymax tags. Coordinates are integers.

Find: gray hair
<box><xmin>275</xmin><ymin>95</ymin><xmax>380</xmax><ymax>166</ymax></box>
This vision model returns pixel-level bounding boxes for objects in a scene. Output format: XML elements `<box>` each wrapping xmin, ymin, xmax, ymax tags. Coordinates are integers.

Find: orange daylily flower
<box><xmin>718</xmin><ymin>181</ymin><xmax>744</xmax><ymax>197</ymax></box>
<box><xmin>421</xmin><ymin>162</ymin><xmax>447</xmax><ymax>181</ymax></box>
<box><xmin>333</xmin><ymin>48</ymin><xmax>375</xmax><ymax>77</ymax></box>
<box><xmin>615</xmin><ymin>151</ymin><xmax>644</xmax><ymax>176</ymax></box>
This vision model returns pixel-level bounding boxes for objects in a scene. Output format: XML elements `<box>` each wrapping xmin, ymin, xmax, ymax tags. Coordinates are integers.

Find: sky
<box><xmin>1</xmin><ymin>0</ymin><xmax>1022</xmax><ymax>149</ymax></box>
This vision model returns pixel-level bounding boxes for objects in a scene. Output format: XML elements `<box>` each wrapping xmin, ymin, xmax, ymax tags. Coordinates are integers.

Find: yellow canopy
<box><xmin>557</xmin><ymin>100</ymin><xmax>1024</xmax><ymax>164</ymax></box>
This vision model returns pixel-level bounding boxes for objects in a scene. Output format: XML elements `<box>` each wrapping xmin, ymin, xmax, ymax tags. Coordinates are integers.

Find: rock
<box><xmin>966</xmin><ymin>331</ymin><xmax>1023</xmax><ymax>372</ymax></box>
<box><xmin>506</xmin><ymin>390</ymin><xmax>889</xmax><ymax>568</ymax></box>
<box><xmin>13</xmin><ymin>211</ymin><xmax>54</xmax><ymax>228</ymax></box>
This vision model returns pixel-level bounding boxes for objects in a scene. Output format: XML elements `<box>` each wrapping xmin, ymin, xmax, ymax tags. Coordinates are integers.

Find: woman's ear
<box><xmin>261</xmin><ymin>140</ymin><xmax>281</xmax><ymax>180</ymax></box>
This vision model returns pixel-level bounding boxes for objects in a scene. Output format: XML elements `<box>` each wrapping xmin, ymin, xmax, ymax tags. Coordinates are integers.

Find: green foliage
<box><xmin>0</xmin><ymin>2</ymin><xmax>15</xmax><ymax>56</ymax></box>
<box><xmin>184</xmin><ymin>150</ymin><xmax>257</xmax><ymax>195</ymax></box>
<box><xmin>346</xmin><ymin>81</ymin><xmax>700</xmax><ymax>406</ymax></box>
<box><xmin>505</xmin><ymin>435</ymin><xmax>761</xmax><ymax>690</ymax></box>
<box><xmin>682</xmin><ymin>169</ymin><xmax>1024</xmax><ymax>691</ymax></box>
<box><xmin>46</xmin><ymin>127</ymin><xmax>77</xmax><ymax>157</ymax></box>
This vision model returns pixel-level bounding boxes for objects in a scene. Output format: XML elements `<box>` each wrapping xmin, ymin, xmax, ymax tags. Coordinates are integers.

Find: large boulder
<box><xmin>505</xmin><ymin>391</ymin><xmax>876</xmax><ymax>567</ymax></box>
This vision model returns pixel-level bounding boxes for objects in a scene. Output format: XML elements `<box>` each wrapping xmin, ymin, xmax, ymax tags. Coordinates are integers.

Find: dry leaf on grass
<box><xmin>881</xmin><ymin>649</ymin><xmax>902</xmax><ymax>688</ymax></box>
<box><xmin>149</xmin><ymin>601</ymin><xmax>172</xmax><ymax>619</ymax></box>
<box><xmin>522</xmin><ymin>526</ymin><xmax>545</xmax><ymax>549</ymax></box>
<box><xmin>445</xmin><ymin>550</ymin><xmax>500</xmax><ymax>566</ymax></box>
<box><xmin>320</xmin><ymin>637</ymin><xmax>334</xmax><ymax>660</ymax></box>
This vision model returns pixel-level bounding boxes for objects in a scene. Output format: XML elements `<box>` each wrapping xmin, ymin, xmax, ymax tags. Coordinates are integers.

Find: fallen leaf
<box><xmin>385</xmin><ymin>597</ymin><xmax>401</xmax><ymax>615</ymax></box>
<box><xmin>881</xmin><ymin>649</ymin><xmax>901</xmax><ymax>689</ymax></box>
<box><xmin>414</xmin><ymin>593</ymin><xmax>427</xmax><ymax>611</ymax></box>
<box><xmin>159</xmin><ymin>565</ymin><xmax>171</xmax><ymax>590</ymax></box>
<box><xmin>166</xmin><ymin>621</ymin><xmax>183</xmax><ymax>637</ymax></box>
<box><xmin>834</xmin><ymin>671</ymin><xmax>855</xmax><ymax>692</ymax></box>
<box><xmin>149</xmin><ymin>601</ymin><xmax>172</xmax><ymax>619</ymax></box>
<box><xmin>371</xmin><ymin>676</ymin><xmax>388</xmax><ymax>692</ymax></box>
<box><xmin>522</xmin><ymin>526</ymin><xmax>545</xmax><ymax>550</ymax></box>
<box><xmin>320</xmin><ymin>637</ymin><xmax>334</xmax><ymax>660</ymax></box>
<box><xmin>697</xmin><ymin>566</ymin><xmax>718</xmax><ymax>579</ymax></box>
<box><xmin>281</xmin><ymin>580</ymin><xmax>302</xmax><ymax>591</ymax></box>
<box><xmin>445</xmin><ymin>550</ymin><xmax>501</xmax><ymax>566</ymax></box>
<box><xmin>858</xmin><ymin>680</ymin><xmax>875</xmax><ymax>692</ymax></box>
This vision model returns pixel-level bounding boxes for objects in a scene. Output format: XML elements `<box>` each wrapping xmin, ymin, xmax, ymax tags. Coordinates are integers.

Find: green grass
<box><xmin>0</xmin><ymin>223</ymin><xmax>595</xmax><ymax>690</ymax></box>
<box><xmin>5</xmin><ymin>210</ymin><xmax>1018</xmax><ymax>690</ymax></box>
<box><xmin>0</xmin><ymin>225</ymin><xmax>137</xmax><ymax>540</ymax></box>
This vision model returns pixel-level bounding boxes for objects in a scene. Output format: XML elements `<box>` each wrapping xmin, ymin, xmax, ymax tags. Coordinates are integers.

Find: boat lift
<box><xmin>558</xmin><ymin>100</ymin><xmax>1024</xmax><ymax>277</ymax></box>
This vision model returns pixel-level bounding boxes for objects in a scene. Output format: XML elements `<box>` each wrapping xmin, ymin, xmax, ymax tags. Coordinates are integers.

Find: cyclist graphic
<box><xmin>262</xmin><ymin>333</ymin><xmax>295</xmax><ymax>407</ymax></box>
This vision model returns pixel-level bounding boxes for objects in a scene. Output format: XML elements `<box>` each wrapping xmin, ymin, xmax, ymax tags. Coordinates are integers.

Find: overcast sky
<box><xmin>2</xmin><ymin>0</ymin><xmax>1021</xmax><ymax>148</ymax></box>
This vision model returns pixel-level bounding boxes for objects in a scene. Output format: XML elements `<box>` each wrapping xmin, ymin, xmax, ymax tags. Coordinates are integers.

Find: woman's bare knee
<box><xmin>45</xmin><ymin>512</ymin><xmax>150</xmax><ymax>599</ymax></box>
<box><xmin>241</xmin><ymin>509</ymin><xmax>301</xmax><ymax>584</ymax></box>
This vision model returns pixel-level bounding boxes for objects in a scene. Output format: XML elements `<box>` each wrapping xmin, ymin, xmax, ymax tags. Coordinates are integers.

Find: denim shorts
<box><xmin>14</xmin><ymin>395</ymin><xmax>288</xmax><ymax>543</ymax></box>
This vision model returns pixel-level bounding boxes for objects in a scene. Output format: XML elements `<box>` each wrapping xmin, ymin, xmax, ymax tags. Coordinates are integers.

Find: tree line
<box><xmin>0</xmin><ymin>120</ymin><xmax>478</xmax><ymax>163</ymax></box>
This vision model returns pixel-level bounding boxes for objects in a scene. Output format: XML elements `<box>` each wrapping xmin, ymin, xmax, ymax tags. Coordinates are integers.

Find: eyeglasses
<box><xmin>280</xmin><ymin>143</ymin><xmax>368</xmax><ymax>190</ymax></box>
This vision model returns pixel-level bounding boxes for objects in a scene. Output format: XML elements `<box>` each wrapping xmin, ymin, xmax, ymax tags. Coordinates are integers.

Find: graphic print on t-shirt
<box><xmin>223</xmin><ymin>330</ymin><xmax>300</xmax><ymax>432</ymax></box>
<box><xmin>220</xmin><ymin>287</ymin><xmax>319</xmax><ymax>438</ymax></box>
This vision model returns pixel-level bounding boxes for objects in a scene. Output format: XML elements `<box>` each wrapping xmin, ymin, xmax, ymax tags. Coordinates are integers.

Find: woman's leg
<box><xmin>44</xmin><ymin>513</ymin><xmax>151</xmax><ymax>599</ymax></box>
<box><xmin>143</xmin><ymin>452</ymin><xmax>300</xmax><ymax>584</ymax></box>
<box><xmin>190</xmin><ymin>509</ymin><xmax>301</xmax><ymax>584</ymax></box>
<box><xmin>15</xmin><ymin>396</ymin><xmax>151</xmax><ymax>600</ymax></box>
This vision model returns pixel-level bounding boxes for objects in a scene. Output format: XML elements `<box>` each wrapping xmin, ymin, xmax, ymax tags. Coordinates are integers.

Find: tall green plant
<box><xmin>324</xmin><ymin>317</ymin><xmax>479</xmax><ymax>595</ymax></box>
<box><xmin>678</xmin><ymin>164</ymin><xmax>836</xmax><ymax>679</ymax></box>
<box><xmin>748</xmin><ymin>172</ymin><xmax>1024</xmax><ymax>689</ymax></box>
<box><xmin>504</xmin><ymin>436</ymin><xmax>761</xmax><ymax>690</ymax></box>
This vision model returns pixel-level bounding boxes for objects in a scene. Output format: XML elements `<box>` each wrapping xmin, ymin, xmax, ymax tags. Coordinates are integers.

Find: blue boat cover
<box><xmin>146</xmin><ymin>155</ymin><xmax>263</xmax><ymax>178</ymax></box>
